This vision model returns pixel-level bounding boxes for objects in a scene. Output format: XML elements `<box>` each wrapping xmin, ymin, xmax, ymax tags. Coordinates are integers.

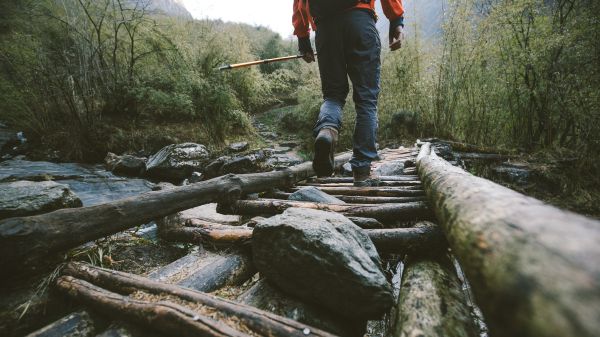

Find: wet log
<box><xmin>176</xmin><ymin>252</ymin><xmax>255</xmax><ymax>292</ymax></box>
<box><xmin>24</xmin><ymin>311</ymin><xmax>95</xmax><ymax>337</ymax></box>
<box><xmin>238</xmin><ymin>278</ymin><xmax>364</xmax><ymax>337</ymax></box>
<box><xmin>61</xmin><ymin>262</ymin><xmax>336</xmax><ymax>337</ymax></box>
<box><xmin>367</xmin><ymin>222</ymin><xmax>446</xmax><ymax>255</ymax></box>
<box><xmin>391</xmin><ymin>253</ymin><xmax>478</xmax><ymax>337</ymax></box>
<box><xmin>345</xmin><ymin>217</ymin><xmax>383</xmax><ymax>229</ymax></box>
<box><xmin>417</xmin><ymin>142</ymin><xmax>600</xmax><ymax>337</ymax></box>
<box><xmin>55</xmin><ymin>276</ymin><xmax>247</xmax><ymax>337</ymax></box>
<box><xmin>218</xmin><ymin>199</ymin><xmax>431</xmax><ymax>222</ymax></box>
<box><xmin>0</xmin><ymin>153</ymin><xmax>352</xmax><ymax>274</ymax></box>
<box><xmin>291</xmin><ymin>186</ymin><xmax>425</xmax><ymax>197</ymax></box>
<box><xmin>307</xmin><ymin>176</ymin><xmax>420</xmax><ymax>183</ymax></box>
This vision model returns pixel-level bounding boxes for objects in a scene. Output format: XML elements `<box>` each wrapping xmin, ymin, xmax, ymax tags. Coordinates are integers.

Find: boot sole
<box><xmin>313</xmin><ymin>136</ymin><xmax>334</xmax><ymax>177</ymax></box>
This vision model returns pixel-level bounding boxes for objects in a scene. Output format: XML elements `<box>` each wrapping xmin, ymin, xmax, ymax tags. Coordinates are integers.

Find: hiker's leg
<box><xmin>314</xmin><ymin>17</ymin><xmax>349</xmax><ymax>136</ymax></box>
<box><xmin>344</xmin><ymin>9</ymin><xmax>381</xmax><ymax>174</ymax></box>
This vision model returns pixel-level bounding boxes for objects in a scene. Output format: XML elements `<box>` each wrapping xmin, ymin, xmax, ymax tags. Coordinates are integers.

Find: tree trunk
<box><xmin>306</xmin><ymin>176</ymin><xmax>420</xmax><ymax>183</ymax></box>
<box><xmin>264</xmin><ymin>191</ymin><xmax>426</xmax><ymax>204</ymax></box>
<box><xmin>391</xmin><ymin>254</ymin><xmax>479</xmax><ymax>337</ymax></box>
<box><xmin>367</xmin><ymin>222</ymin><xmax>446</xmax><ymax>255</ymax></box>
<box><xmin>159</xmin><ymin>220</ymin><xmax>253</xmax><ymax>245</ymax></box>
<box><xmin>24</xmin><ymin>311</ymin><xmax>95</xmax><ymax>337</ymax></box>
<box><xmin>61</xmin><ymin>262</ymin><xmax>336</xmax><ymax>337</ymax></box>
<box><xmin>0</xmin><ymin>153</ymin><xmax>352</xmax><ymax>274</ymax></box>
<box><xmin>217</xmin><ymin>199</ymin><xmax>431</xmax><ymax>222</ymax></box>
<box><xmin>299</xmin><ymin>181</ymin><xmax>422</xmax><ymax>187</ymax></box>
<box><xmin>417</xmin><ymin>142</ymin><xmax>600</xmax><ymax>337</ymax></box>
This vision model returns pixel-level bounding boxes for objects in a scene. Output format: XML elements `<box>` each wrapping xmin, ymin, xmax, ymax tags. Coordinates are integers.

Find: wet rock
<box><xmin>374</xmin><ymin>160</ymin><xmax>404</xmax><ymax>176</ymax></box>
<box><xmin>266</xmin><ymin>151</ymin><xmax>303</xmax><ymax>168</ymax></box>
<box><xmin>0</xmin><ymin>180</ymin><xmax>82</xmax><ymax>219</ymax></box>
<box><xmin>431</xmin><ymin>142</ymin><xmax>455</xmax><ymax>161</ymax></box>
<box><xmin>228</xmin><ymin>141</ymin><xmax>249</xmax><ymax>153</ymax></box>
<box><xmin>259</xmin><ymin>131</ymin><xmax>279</xmax><ymax>140</ymax></box>
<box><xmin>146</xmin><ymin>143</ymin><xmax>210</xmax><ymax>182</ymax></box>
<box><xmin>404</xmin><ymin>159</ymin><xmax>416</xmax><ymax>168</ymax></box>
<box><xmin>289</xmin><ymin>186</ymin><xmax>345</xmax><ymax>204</ymax></box>
<box><xmin>105</xmin><ymin>152</ymin><xmax>146</xmax><ymax>177</ymax></box>
<box><xmin>188</xmin><ymin>172</ymin><xmax>203</xmax><ymax>183</ymax></box>
<box><xmin>203</xmin><ymin>150</ymin><xmax>271</xmax><ymax>179</ymax></box>
<box><xmin>0</xmin><ymin>123</ymin><xmax>18</xmax><ymax>160</ymax></box>
<box><xmin>151</xmin><ymin>182</ymin><xmax>176</xmax><ymax>191</ymax></box>
<box><xmin>253</xmin><ymin>208</ymin><xmax>393</xmax><ymax>319</ymax></box>
<box><xmin>493</xmin><ymin>162</ymin><xmax>530</xmax><ymax>185</ymax></box>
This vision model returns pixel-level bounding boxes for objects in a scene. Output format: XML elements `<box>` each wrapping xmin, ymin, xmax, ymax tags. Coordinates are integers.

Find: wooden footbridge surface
<box><xmin>1</xmin><ymin>143</ymin><xmax>599</xmax><ymax>337</ymax></box>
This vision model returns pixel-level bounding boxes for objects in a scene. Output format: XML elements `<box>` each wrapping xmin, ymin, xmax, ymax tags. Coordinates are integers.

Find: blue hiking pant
<box><xmin>313</xmin><ymin>9</ymin><xmax>381</xmax><ymax>174</ymax></box>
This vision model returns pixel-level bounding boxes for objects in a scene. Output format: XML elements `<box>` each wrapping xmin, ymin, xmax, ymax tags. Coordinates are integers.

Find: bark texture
<box><xmin>417</xmin><ymin>142</ymin><xmax>600</xmax><ymax>337</ymax></box>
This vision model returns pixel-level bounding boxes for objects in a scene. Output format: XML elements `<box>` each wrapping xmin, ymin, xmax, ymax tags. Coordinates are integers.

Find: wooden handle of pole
<box><xmin>219</xmin><ymin>54</ymin><xmax>316</xmax><ymax>71</ymax></box>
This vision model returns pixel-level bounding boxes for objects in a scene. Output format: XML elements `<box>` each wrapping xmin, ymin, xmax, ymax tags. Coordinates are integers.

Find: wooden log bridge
<box><xmin>6</xmin><ymin>144</ymin><xmax>600</xmax><ymax>337</ymax></box>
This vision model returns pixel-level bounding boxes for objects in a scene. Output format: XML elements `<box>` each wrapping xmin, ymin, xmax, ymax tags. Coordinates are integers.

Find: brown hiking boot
<box><xmin>313</xmin><ymin>127</ymin><xmax>338</xmax><ymax>177</ymax></box>
<box><xmin>353</xmin><ymin>169</ymin><xmax>380</xmax><ymax>187</ymax></box>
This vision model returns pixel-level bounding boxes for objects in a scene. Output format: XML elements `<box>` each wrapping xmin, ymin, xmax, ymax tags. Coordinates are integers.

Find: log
<box><xmin>176</xmin><ymin>252</ymin><xmax>255</xmax><ymax>292</ymax></box>
<box><xmin>218</xmin><ymin>199</ymin><xmax>431</xmax><ymax>222</ymax></box>
<box><xmin>264</xmin><ymin>190</ymin><xmax>426</xmax><ymax>204</ymax></box>
<box><xmin>417</xmin><ymin>142</ymin><xmax>600</xmax><ymax>337</ymax></box>
<box><xmin>307</xmin><ymin>176</ymin><xmax>420</xmax><ymax>183</ymax></box>
<box><xmin>391</xmin><ymin>254</ymin><xmax>478</xmax><ymax>337</ymax></box>
<box><xmin>24</xmin><ymin>311</ymin><xmax>95</xmax><ymax>337</ymax></box>
<box><xmin>55</xmin><ymin>276</ymin><xmax>247</xmax><ymax>337</ymax></box>
<box><xmin>159</xmin><ymin>220</ymin><xmax>253</xmax><ymax>245</ymax></box>
<box><xmin>367</xmin><ymin>222</ymin><xmax>446</xmax><ymax>255</ymax></box>
<box><xmin>160</xmin><ymin>220</ymin><xmax>441</xmax><ymax>255</ymax></box>
<box><xmin>61</xmin><ymin>262</ymin><xmax>336</xmax><ymax>337</ymax></box>
<box><xmin>345</xmin><ymin>217</ymin><xmax>384</xmax><ymax>229</ymax></box>
<box><xmin>291</xmin><ymin>186</ymin><xmax>425</xmax><ymax>197</ymax></box>
<box><xmin>300</xmin><ymin>181</ymin><xmax>422</xmax><ymax>187</ymax></box>
<box><xmin>456</xmin><ymin>152</ymin><xmax>511</xmax><ymax>161</ymax></box>
<box><xmin>0</xmin><ymin>153</ymin><xmax>352</xmax><ymax>274</ymax></box>
<box><xmin>237</xmin><ymin>278</ymin><xmax>364</xmax><ymax>337</ymax></box>
<box><xmin>418</xmin><ymin>138</ymin><xmax>512</xmax><ymax>155</ymax></box>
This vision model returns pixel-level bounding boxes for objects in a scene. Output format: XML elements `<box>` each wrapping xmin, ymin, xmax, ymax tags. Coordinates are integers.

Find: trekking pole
<box><xmin>218</xmin><ymin>54</ymin><xmax>316</xmax><ymax>71</ymax></box>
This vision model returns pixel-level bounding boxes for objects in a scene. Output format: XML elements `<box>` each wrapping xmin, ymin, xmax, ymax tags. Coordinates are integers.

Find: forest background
<box><xmin>1</xmin><ymin>0</ymin><xmax>599</xmax><ymax>214</ymax></box>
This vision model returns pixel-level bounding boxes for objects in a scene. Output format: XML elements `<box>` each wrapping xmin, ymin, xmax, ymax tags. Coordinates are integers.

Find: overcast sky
<box><xmin>181</xmin><ymin>0</ymin><xmax>295</xmax><ymax>39</ymax></box>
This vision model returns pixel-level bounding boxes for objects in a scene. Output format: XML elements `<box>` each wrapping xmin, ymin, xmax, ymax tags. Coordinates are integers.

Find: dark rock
<box><xmin>260</xmin><ymin>131</ymin><xmax>279</xmax><ymax>140</ymax></box>
<box><xmin>105</xmin><ymin>152</ymin><xmax>146</xmax><ymax>177</ymax></box>
<box><xmin>204</xmin><ymin>150</ymin><xmax>271</xmax><ymax>179</ymax></box>
<box><xmin>25</xmin><ymin>311</ymin><xmax>95</xmax><ymax>337</ymax></box>
<box><xmin>0</xmin><ymin>180</ymin><xmax>82</xmax><ymax>219</ymax></box>
<box><xmin>253</xmin><ymin>208</ymin><xmax>393</xmax><ymax>319</ymax></box>
<box><xmin>228</xmin><ymin>141</ymin><xmax>249</xmax><ymax>153</ymax></box>
<box><xmin>188</xmin><ymin>172</ymin><xmax>203</xmax><ymax>183</ymax></box>
<box><xmin>146</xmin><ymin>143</ymin><xmax>210</xmax><ymax>182</ymax></box>
<box><xmin>431</xmin><ymin>143</ymin><xmax>455</xmax><ymax>161</ymax></box>
<box><xmin>404</xmin><ymin>159</ymin><xmax>416</xmax><ymax>168</ymax></box>
<box><xmin>266</xmin><ymin>151</ymin><xmax>303</xmax><ymax>168</ymax></box>
<box><xmin>151</xmin><ymin>182</ymin><xmax>176</xmax><ymax>191</ymax></box>
<box><xmin>493</xmin><ymin>162</ymin><xmax>531</xmax><ymax>185</ymax></box>
<box><xmin>289</xmin><ymin>186</ymin><xmax>345</xmax><ymax>204</ymax></box>
<box><xmin>373</xmin><ymin>160</ymin><xmax>404</xmax><ymax>176</ymax></box>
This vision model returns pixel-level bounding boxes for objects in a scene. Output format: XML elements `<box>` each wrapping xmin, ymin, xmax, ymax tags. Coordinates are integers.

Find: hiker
<box><xmin>293</xmin><ymin>0</ymin><xmax>404</xmax><ymax>186</ymax></box>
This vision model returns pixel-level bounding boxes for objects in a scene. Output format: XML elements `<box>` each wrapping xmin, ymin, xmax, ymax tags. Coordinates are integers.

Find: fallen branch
<box><xmin>0</xmin><ymin>153</ymin><xmax>352</xmax><ymax>274</ymax></box>
<box><xmin>417</xmin><ymin>142</ymin><xmax>600</xmax><ymax>337</ymax></box>
<box><xmin>218</xmin><ymin>199</ymin><xmax>431</xmax><ymax>222</ymax></box>
<box><xmin>61</xmin><ymin>262</ymin><xmax>336</xmax><ymax>337</ymax></box>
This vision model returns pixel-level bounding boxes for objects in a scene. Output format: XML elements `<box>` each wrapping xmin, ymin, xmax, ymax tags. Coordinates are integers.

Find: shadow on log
<box><xmin>0</xmin><ymin>153</ymin><xmax>351</xmax><ymax>276</ymax></box>
<box><xmin>218</xmin><ymin>199</ymin><xmax>432</xmax><ymax>222</ymax></box>
<box><xmin>417</xmin><ymin>142</ymin><xmax>600</xmax><ymax>337</ymax></box>
<box><xmin>60</xmin><ymin>262</ymin><xmax>336</xmax><ymax>337</ymax></box>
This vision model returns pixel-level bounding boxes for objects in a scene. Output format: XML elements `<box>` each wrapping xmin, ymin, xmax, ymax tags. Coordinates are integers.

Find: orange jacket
<box><xmin>293</xmin><ymin>0</ymin><xmax>404</xmax><ymax>38</ymax></box>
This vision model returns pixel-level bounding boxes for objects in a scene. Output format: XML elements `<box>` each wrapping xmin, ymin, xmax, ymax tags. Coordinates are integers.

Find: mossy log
<box><xmin>392</xmin><ymin>254</ymin><xmax>478</xmax><ymax>337</ymax></box>
<box><xmin>60</xmin><ymin>262</ymin><xmax>336</xmax><ymax>337</ymax></box>
<box><xmin>417</xmin><ymin>142</ymin><xmax>600</xmax><ymax>337</ymax></box>
<box><xmin>218</xmin><ymin>199</ymin><xmax>431</xmax><ymax>222</ymax></box>
<box><xmin>0</xmin><ymin>153</ymin><xmax>351</xmax><ymax>274</ymax></box>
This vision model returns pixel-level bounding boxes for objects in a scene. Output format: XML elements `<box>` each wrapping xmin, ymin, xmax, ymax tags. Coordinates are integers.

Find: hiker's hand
<box><xmin>389</xmin><ymin>25</ymin><xmax>404</xmax><ymax>51</ymax></box>
<box><xmin>302</xmin><ymin>51</ymin><xmax>315</xmax><ymax>63</ymax></box>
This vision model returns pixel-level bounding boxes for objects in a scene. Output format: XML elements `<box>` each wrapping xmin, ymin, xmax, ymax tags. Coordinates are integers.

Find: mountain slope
<box><xmin>148</xmin><ymin>0</ymin><xmax>192</xmax><ymax>19</ymax></box>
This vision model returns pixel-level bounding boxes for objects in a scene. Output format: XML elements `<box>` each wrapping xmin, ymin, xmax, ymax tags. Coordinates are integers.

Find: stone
<box><xmin>228</xmin><ymin>141</ymin><xmax>249</xmax><ymax>153</ymax></box>
<box><xmin>105</xmin><ymin>152</ymin><xmax>146</xmax><ymax>177</ymax></box>
<box><xmin>252</xmin><ymin>208</ymin><xmax>394</xmax><ymax>320</ymax></box>
<box><xmin>374</xmin><ymin>160</ymin><xmax>404</xmax><ymax>176</ymax></box>
<box><xmin>493</xmin><ymin>162</ymin><xmax>530</xmax><ymax>185</ymax></box>
<box><xmin>146</xmin><ymin>143</ymin><xmax>210</xmax><ymax>182</ymax></box>
<box><xmin>288</xmin><ymin>186</ymin><xmax>345</xmax><ymax>204</ymax></box>
<box><xmin>203</xmin><ymin>150</ymin><xmax>271</xmax><ymax>179</ymax></box>
<box><xmin>0</xmin><ymin>180</ymin><xmax>82</xmax><ymax>219</ymax></box>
